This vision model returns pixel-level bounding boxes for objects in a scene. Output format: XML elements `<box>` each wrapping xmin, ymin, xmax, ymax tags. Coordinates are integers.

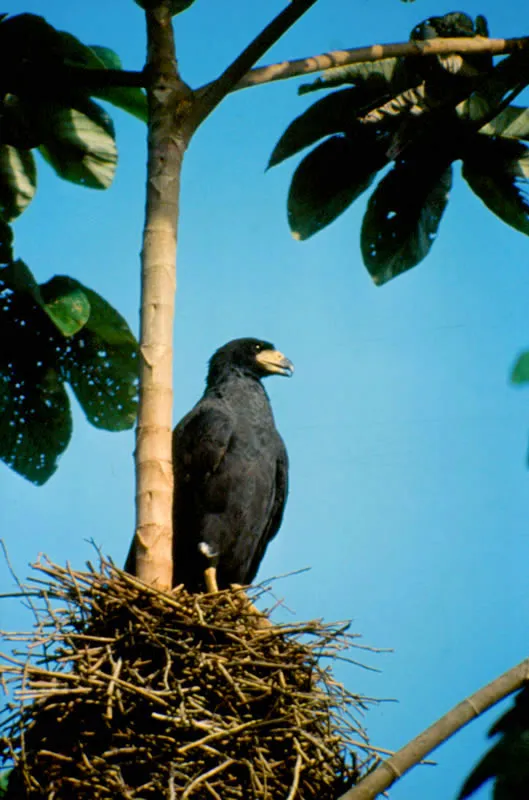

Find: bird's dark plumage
<box><xmin>126</xmin><ymin>338</ymin><xmax>293</xmax><ymax>592</ymax></box>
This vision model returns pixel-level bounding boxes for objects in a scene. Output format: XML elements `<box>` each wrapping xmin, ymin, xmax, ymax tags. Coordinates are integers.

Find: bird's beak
<box><xmin>256</xmin><ymin>349</ymin><xmax>294</xmax><ymax>377</ymax></box>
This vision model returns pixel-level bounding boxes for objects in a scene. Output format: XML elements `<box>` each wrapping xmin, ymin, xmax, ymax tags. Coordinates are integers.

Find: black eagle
<box><xmin>126</xmin><ymin>338</ymin><xmax>293</xmax><ymax>592</ymax></box>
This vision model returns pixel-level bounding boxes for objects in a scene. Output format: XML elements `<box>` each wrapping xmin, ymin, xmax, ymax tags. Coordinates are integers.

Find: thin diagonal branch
<box><xmin>338</xmin><ymin>658</ymin><xmax>529</xmax><ymax>800</ymax></box>
<box><xmin>217</xmin><ymin>34</ymin><xmax>529</xmax><ymax>93</ymax></box>
<box><xmin>192</xmin><ymin>0</ymin><xmax>318</xmax><ymax>124</ymax></box>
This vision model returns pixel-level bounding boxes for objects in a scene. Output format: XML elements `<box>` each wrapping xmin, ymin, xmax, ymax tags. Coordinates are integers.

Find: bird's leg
<box><xmin>204</xmin><ymin>566</ymin><xmax>219</xmax><ymax>594</ymax></box>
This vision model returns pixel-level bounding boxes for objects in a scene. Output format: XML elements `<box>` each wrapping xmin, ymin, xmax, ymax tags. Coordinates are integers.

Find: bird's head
<box><xmin>207</xmin><ymin>338</ymin><xmax>294</xmax><ymax>385</ymax></box>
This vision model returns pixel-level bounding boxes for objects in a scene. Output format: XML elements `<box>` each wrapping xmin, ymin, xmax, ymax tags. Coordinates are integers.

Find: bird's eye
<box><xmin>255</xmin><ymin>344</ymin><xmax>262</xmax><ymax>352</ymax></box>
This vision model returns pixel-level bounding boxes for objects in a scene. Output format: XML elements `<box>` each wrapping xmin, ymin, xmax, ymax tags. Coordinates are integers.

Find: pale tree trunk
<box><xmin>132</xmin><ymin>0</ymin><xmax>318</xmax><ymax>588</ymax></box>
<box><xmin>134</xmin><ymin>3</ymin><xmax>194</xmax><ymax>589</ymax></box>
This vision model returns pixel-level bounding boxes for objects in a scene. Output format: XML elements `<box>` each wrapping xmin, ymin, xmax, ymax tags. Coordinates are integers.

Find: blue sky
<box><xmin>1</xmin><ymin>1</ymin><xmax>528</xmax><ymax>798</ymax></box>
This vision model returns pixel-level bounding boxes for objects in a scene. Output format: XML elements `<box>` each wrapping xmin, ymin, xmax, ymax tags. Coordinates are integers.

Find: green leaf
<box><xmin>59</xmin><ymin>285</ymin><xmax>139</xmax><ymax>431</ymax></box>
<box><xmin>269</xmin><ymin>89</ymin><xmax>368</xmax><ymax>168</ymax></box>
<box><xmin>0</xmin><ymin>220</ymin><xmax>13</xmax><ymax>264</ymax></box>
<box><xmin>0</xmin><ymin>145</ymin><xmax>36</xmax><ymax>221</ymax></box>
<box><xmin>3</xmin><ymin>261</ymin><xmax>90</xmax><ymax>336</ymax></box>
<box><xmin>0</xmin><ymin>269</ymin><xmax>72</xmax><ymax>484</ymax></box>
<box><xmin>85</xmin><ymin>45</ymin><xmax>148</xmax><ymax>123</ymax></box>
<box><xmin>1</xmin><ymin>258</ymin><xmax>42</xmax><ymax>302</ymax></box>
<box><xmin>462</xmin><ymin>137</ymin><xmax>529</xmax><ymax>236</ymax></box>
<box><xmin>40</xmin><ymin>276</ymin><xmax>91</xmax><ymax>336</ymax></box>
<box><xmin>511</xmin><ymin>351</ymin><xmax>529</xmax><ymax>384</ymax></box>
<box><xmin>288</xmin><ymin>133</ymin><xmax>387</xmax><ymax>240</ymax></box>
<box><xmin>38</xmin><ymin>101</ymin><xmax>117</xmax><ymax>189</ymax></box>
<box><xmin>55</xmin><ymin>37</ymin><xmax>147</xmax><ymax>122</ymax></box>
<box><xmin>0</xmin><ymin>769</ymin><xmax>11</xmax><ymax>796</ymax></box>
<box><xmin>457</xmin><ymin>52</ymin><xmax>529</xmax><ymax>130</ymax></box>
<box><xmin>478</xmin><ymin>106</ymin><xmax>529</xmax><ymax>142</ymax></box>
<box><xmin>0</xmin><ymin>265</ymin><xmax>138</xmax><ymax>483</ymax></box>
<box><xmin>133</xmin><ymin>0</ymin><xmax>197</xmax><ymax>14</ymax></box>
<box><xmin>85</xmin><ymin>44</ymin><xmax>122</xmax><ymax>70</ymax></box>
<box><xmin>0</xmin><ymin>14</ymin><xmax>61</xmax><ymax>65</ymax></box>
<box><xmin>361</xmin><ymin>157</ymin><xmax>452</xmax><ymax>284</ymax></box>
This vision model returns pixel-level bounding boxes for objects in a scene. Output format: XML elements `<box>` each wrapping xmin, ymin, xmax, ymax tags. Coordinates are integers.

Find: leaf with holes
<box><xmin>2</xmin><ymin>262</ymin><xmax>90</xmax><ymax>337</ymax></box>
<box><xmin>288</xmin><ymin>133</ymin><xmax>387</xmax><ymax>241</ymax></box>
<box><xmin>511</xmin><ymin>351</ymin><xmax>529</xmax><ymax>384</ymax></box>
<box><xmin>0</xmin><ymin>272</ymin><xmax>72</xmax><ymax>484</ymax></box>
<box><xmin>269</xmin><ymin>88</ymin><xmax>382</xmax><ymax>168</ymax></box>
<box><xmin>462</xmin><ymin>137</ymin><xmax>529</xmax><ymax>236</ymax></box>
<box><xmin>361</xmin><ymin>157</ymin><xmax>453</xmax><ymax>284</ymax></box>
<box><xmin>59</xmin><ymin>286</ymin><xmax>139</xmax><ymax>430</ymax></box>
<box><xmin>0</xmin><ymin>265</ymin><xmax>138</xmax><ymax>484</ymax></box>
<box><xmin>0</xmin><ymin>146</ymin><xmax>37</xmax><ymax>221</ymax></box>
<box><xmin>38</xmin><ymin>100</ymin><xmax>117</xmax><ymax>189</ymax></box>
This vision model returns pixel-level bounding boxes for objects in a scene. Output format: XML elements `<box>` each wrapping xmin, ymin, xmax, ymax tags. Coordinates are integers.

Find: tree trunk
<box><xmin>134</xmin><ymin>2</ymin><xmax>193</xmax><ymax>589</ymax></box>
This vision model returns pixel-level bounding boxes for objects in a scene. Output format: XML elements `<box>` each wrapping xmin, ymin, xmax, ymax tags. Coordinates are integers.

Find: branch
<box><xmin>223</xmin><ymin>34</ymin><xmax>529</xmax><ymax>92</ymax></box>
<box><xmin>338</xmin><ymin>658</ymin><xmax>529</xmax><ymax>800</ymax></box>
<box><xmin>193</xmin><ymin>0</ymin><xmax>318</xmax><ymax>123</ymax></box>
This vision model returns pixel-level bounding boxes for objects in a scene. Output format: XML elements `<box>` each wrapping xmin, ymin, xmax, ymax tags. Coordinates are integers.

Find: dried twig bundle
<box><xmin>0</xmin><ymin>557</ymin><xmax>381</xmax><ymax>799</ymax></box>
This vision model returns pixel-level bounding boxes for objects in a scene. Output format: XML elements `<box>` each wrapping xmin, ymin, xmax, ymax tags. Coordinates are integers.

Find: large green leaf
<box><xmin>287</xmin><ymin>133</ymin><xmax>387</xmax><ymax>240</ymax></box>
<box><xmin>269</xmin><ymin>89</ymin><xmax>374</xmax><ymax>168</ymax></box>
<box><xmin>462</xmin><ymin>137</ymin><xmax>529</xmax><ymax>236</ymax></box>
<box><xmin>0</xmin><ymin>14</ymin><xmax>62</xmax><ymax>67</ymax></box>
<box><xmin>38</xmin><ymin>100</ymin><xmax>117</xmax><ymax>189</ymax></box>
<box><xmin>361</xmin><ymin>157</ymin><xmax>452</xmax><ymax>284</ymax></box>
<box><xmin>87</xmin><ymin>46</ymin><xmax>148</xmax><ymax>122</ymax></box>
<box><xmin>55</xmin><ymin>37</ymin><xmax>148</xmax><ymax>122</ymax></box>
<box><xmin>0</xmin><ymin>220</ymin><xmax>13</xmax><ymax>263</ymax></box>
<box><xmin>0</xmin><ymin>269</ymin><xmax>72</xmax><ymax>484</ymax></box>
<box><xmin>0</xmin><ymin>263</ymin><xmax>138</xmax><ymax>483</ymax></box>
<box><xmin>0</xmin><ymin>146</ymin><xmax>36</xmax><ymax>221</ymax></box>
<box><xmin>511</xmin><ymin>351</ymin><xmax>529</xmax><ymax>384</ymax></box>
<box><xmin>457</xmin><ymin>51</ymin><xmax>529</xmax><ymax>131</ymax></box>
<box><xmin>58</xmin><ymin>284</ymin><xmax>139</xmax><ymax>431</ymax></box>
<box><xmin>2</xmin><ymin>261</ymin><xmax>90</xmax><ymax>336</ymax></box>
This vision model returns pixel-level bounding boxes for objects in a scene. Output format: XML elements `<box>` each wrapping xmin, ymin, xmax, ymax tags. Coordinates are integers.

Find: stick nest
<box><xmin>0</xmin><ymin>558</ymin><xmax>378</xmax><ymax>799</ymax></box>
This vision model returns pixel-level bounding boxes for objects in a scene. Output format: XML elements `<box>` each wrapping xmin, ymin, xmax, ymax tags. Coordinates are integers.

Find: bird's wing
<box><xmin>245</xmin><ymin>439</ymin><xmax>289</xmax><ymax>584</ymax></box>
<box><xmin>174</xmin><ymin>403</ymin><xmax>234</xmax><ymax>508</ymax></box>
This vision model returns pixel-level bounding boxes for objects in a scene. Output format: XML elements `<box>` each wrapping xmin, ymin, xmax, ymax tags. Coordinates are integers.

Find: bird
<box><xmin>126</xmin><ymin>337</ymin><xmax>293</xmax><ymax>593</ymax></box>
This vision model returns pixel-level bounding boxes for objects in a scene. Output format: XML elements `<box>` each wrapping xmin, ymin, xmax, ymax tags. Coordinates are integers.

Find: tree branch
<box><xmin>192</xmin><ymin>0</ymin><xmax>318</xmax><ymax>124</ymax></box>
<box><xmin>338</xmin><ymin>659</ymin><xmax>529</xmax><ymax>800</ymax></box>
<box><xmin>220</xmin><ymin>35</ymin><xmax>529</xmax><ymax>93</ymax></box>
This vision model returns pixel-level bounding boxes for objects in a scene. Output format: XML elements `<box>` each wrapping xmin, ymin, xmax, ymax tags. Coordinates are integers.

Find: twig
<box><xmin>286</xmin><ymin>752</ymin><xmax>303</xmax><ymax>800</ymax></box>
<box><xmin>193</xmin><ymin>0</ymin><xmax>318</xmax><ymax>123</ymax></box>
<box><xmin>181</xmin><ymin>759</ymin><xmax>235</xmax><ymax>799</ymax></box>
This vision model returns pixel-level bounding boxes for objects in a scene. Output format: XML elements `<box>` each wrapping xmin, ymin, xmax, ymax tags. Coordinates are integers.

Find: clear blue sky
<box><xmin>1</xmin><ymin>1</ymin><xmax>528</xmax><ymax>798</ymax></box>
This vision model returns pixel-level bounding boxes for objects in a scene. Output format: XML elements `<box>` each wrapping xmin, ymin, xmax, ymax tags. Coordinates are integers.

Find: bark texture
<box><xmin>134</xmin><ymin>3</ymin><xmax>193</xmax><ymax>589</ymax></box>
